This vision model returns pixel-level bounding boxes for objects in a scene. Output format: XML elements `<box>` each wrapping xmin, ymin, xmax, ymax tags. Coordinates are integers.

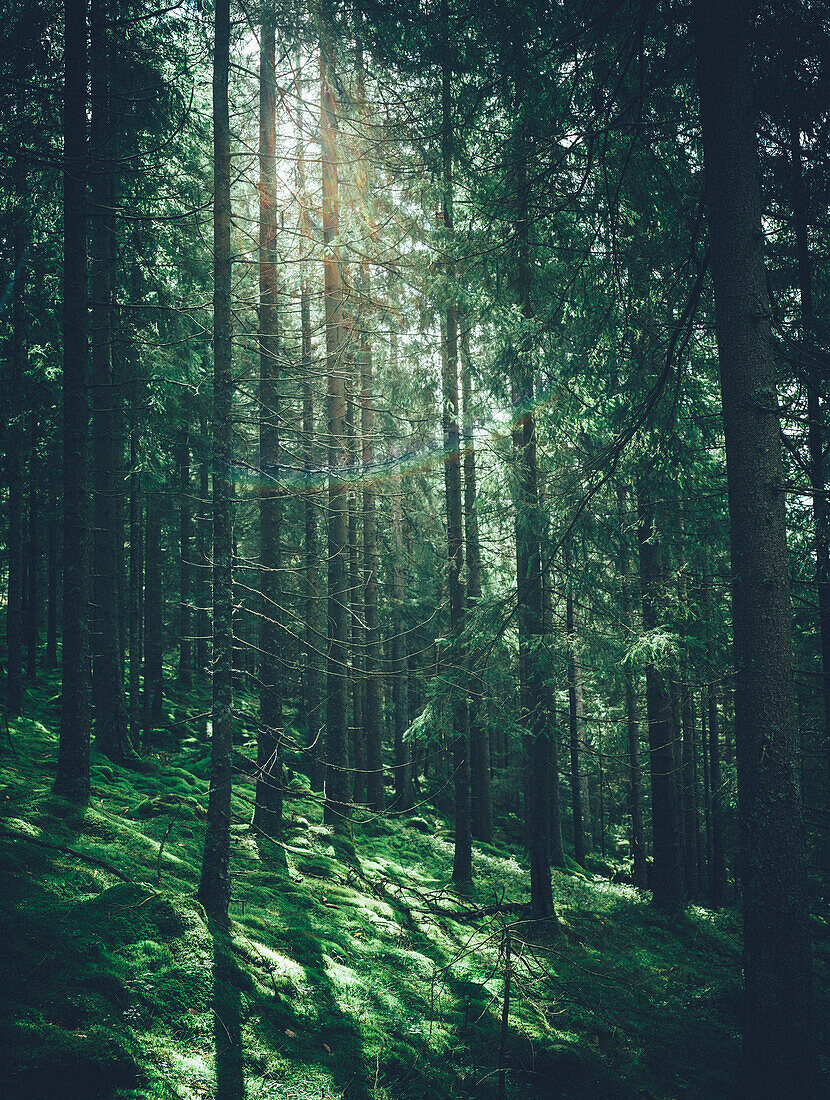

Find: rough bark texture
<box><xmin>321</xmin><ymin>44</ymin><xmax>351</xmax><ymax>828</ymax></box>
<box><xmin>254</xmin><ymin>17</ymin><xmax>283</xmax><ymax>838</ymax></box>
<box><xmin>198</xmin><ymin>0</ymin><xmax>234</xmax><ymax>924</ymax></box>
<box><xmin>694</xmin><ymin>0</ymin><xmax>816</xmax><ymax>1087</ymax></box>
<box><xmin>348</xmin><ymin>395</ymin><xmax>365</xmax><ymax>806</ymax></box>
<box><xmin>55</xmin><ymin>0</ymin><xmax>92</xmax><ymax>799</ymax></box>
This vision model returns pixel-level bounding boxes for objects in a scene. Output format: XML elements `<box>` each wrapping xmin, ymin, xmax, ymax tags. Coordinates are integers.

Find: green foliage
<box><xmin>0</xmin><ymin>681</ymin><xmax>778</xmax><ymax>1099</ymax></box>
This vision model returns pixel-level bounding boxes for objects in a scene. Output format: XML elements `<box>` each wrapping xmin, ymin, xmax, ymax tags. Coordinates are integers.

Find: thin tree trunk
<box><xmin>694</xmin><ymin>0</ymin><xmax>815</xmax><ymax>1083</ymax></box>
<box><xmin>254</xmin><ymin>16</ymin><xmax>283</xmax><ymax>838</ymax></box>
<box><xmin>616</xmin><ymin>485</ymin><xmax>647</xmax><ymax>888</ymax></box>
<box><xmin>460</xmin><ymin>324</ymin><xmax>493</xmax><ymax>842</ymax></box>
<box><xmin>196</xmin><ymin>388</ymin><xmax>211</xmax><ymax>682</ymax></box>
<box><xmin>637</xmin><ymin>479</ymin><xmax>685</xmax><ymax>911</ymax></box>
<box><xmin>55</xmin><ymin>0</ymin><xmax>92</xmax><ymax>799</ymax></box>
<box><xmin>178</xmin><ymin>432</ymin><xmax>193</xmax><ymax>688</ymax></box>
<box><xmin>391</xmin><ymin>474</ymin><xmax>413</xmax><ymax>810</ymax></box>
<box><xmin>25</xmin><ymin>412</ymin><xmax>39</xmax><ymax>680</ymax></box>
<box><xmin>708</xmin><ymin>680</ymin><xmax>727</xmax><ymax>907</ymax></box>
<box><xmin>198</xmin><ymin>0</ymin><xmax>234</xmax><ymax>924</ymax></box>
<box><xmin>46</xmin><ymin>440</ymin><xmax>60</xmax><ymax>672</ymax></box>
<box><xmin>142</xmin><ymin>490</ymin><xmax>163</xmax><ymax>743</ymax></box>
<box><xmin>320</xmin><ymin>43</ymin><xmax>351</xmax><ymax>828</ymax></box>
<box><xmin>348</xmin><ymin>393</ymin><xmax>365</xmax><ymax>805</ymax></box>
<box><xmin>441</xmin><ymin>28</ymin><xmax>472</xmax><ymax>888</ymax></box>
<box><xmin>90</xmin><ymin>0</ymin><xmax>129</xmax><ymax>760</ymax></box>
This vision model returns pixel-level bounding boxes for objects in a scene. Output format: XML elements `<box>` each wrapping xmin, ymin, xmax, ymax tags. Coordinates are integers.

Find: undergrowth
<box><xmin>0</xmin><ymin>673</ymin><xmax>822</xmax><ymax>1099</ymax></box>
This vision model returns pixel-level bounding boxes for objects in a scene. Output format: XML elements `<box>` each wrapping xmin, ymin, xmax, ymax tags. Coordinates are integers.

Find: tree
<box><xmin>54</xmin><ymin>0</ymin><xmax>92</xmax><ymax>800</ymax></box>
<box><xmin>693</xmin><ymin>0</ymin><xmax>816</xmax><ymax>1089</ymax></box>
<box><xmin>198</xmin><ymin>0</ymin><xmax>234</xmax><ymax>924</ymax></box>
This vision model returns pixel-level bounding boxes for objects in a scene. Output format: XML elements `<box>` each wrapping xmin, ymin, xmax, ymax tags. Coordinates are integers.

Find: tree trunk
<box><xmin>789</xmin><ymin>116</ymin><xmax>830</xmax><ymax>830</ymax></box>
<box><xmin>254</xmin><ymin>16</ymin><xmax>283</xmax><ymax>838</ymax></box>
<box><xmin>142</xmin><ymin>490</ymin><xmax>163</xmax><ymax>743</ymax></box>
<box><xmin>196</xmin><ymin>388</ymin><xmax>211</xmax><ymax>682</ymax></box>
<box><xmin>707</xmin><ymin>680</ymin><xmax>727</xmax><ymax>908</ymax></box>
<box><xmin>440</xmin><ymin>35</ymin><xmax>472</xmax><ymax>888</ymax></box>
<box><xmin>693</xmin><ymin>0</ymin><xmax>815</xmax><ymax>1084</ymax></box>
<box><xmin>637</xmin><ymin>480</ymin><xmax>685</xmax><ymax>911</ymax></box>
<box><xmin>348</xmin><ymin>393</ymin><xmax>365</xmax><ymax>805</ymax></box>
<box><xmin>391</xmin><ymin>474</ymin><xmax>413</xmax><ymax>810</ymax></box>
<box><xmin>90</xmin><ymin>0</ymin><xmax>129</xmax><ymax>760</ymax></box>
<box><xmin>320</xmin><ymin>43</ymin><xmax>351</xmax><ymax>828</ymax></box>
<box><xmin>616</xmin><ymin>485</ymin><xmax>647</xmax><ymax>888</ymax></box>
<box><xmin>178</xmin><ymin>432</ymin><xmax>193</xmax><ymax>688</ymax></box>
<box><xmin>361</xmin><ymin>286</ymin><xmax>384</xmax><ymax>815</ymax></box>
<box><xmin>46</xmin><ymin>440</ymin><xmax>60</xmax><ymax>672</ymax></box>
<box><xmin>55</xmin><ymin>0</ymin><xmax>92</xmax><ymax>799</ymax></box>
<box><xmin>198</xmin><ymin>0</ymin><xmax>234</xmax><ymax>924</ymax></box>
<box><xmin>25</xmin><ymin>412</ymin><xmax>39</xmax><ymax>680</ymax></box>
<box><xmin>460</xmin><ymin>324</ymin><xmax>493</xmax><ymax>842</ymax></box>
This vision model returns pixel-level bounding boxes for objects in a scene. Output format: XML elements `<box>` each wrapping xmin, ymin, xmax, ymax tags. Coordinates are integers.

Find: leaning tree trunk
<box><xmin>693</xmin><ymin>0</ymin><xmax>815</xmax><ymax>1088</ymax></box>
<box><xmin>253</xmin><ymin>16</ymin><xmax>283</xmax><ymax>838</ymax></box>
<box><xmin>198</xmin><ymin>0</ymin><xmax>234</xmax><ymax>924</ymax></box>
<box><xmin>55</xmin><ymin>0</ymin><xmax>92</xmax><ymax>799</ymax></box>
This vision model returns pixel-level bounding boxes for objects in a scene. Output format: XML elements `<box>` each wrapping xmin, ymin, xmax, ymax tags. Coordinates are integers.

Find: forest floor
<box><xmin>0</xmin><ymin>676</ymin><xmax>827</xmax><ymax>1100</ymax></box>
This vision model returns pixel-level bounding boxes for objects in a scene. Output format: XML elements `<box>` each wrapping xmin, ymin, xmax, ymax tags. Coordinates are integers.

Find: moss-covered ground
<box><xmin>0</xmin><ymin>677</ymin><xmax>827</xmax><ymax>1099</ymax></box>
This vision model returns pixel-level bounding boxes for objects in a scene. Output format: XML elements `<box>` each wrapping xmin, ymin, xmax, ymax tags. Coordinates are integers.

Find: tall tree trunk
<box><xmin>55</xmin><ymin>0</ymin><xmax>92</xmax><ymax>799</ymax></box>
<box><xmin>142</xmin><ymin>490</ymin><xmax>163</xmax><ymax>743</ymax></box>
<box><xmin>707</xmin><ymin>680</ymin><xmax>727</xmax><ymax>908</ymax></box>
<box><xmin>701</xmin><ymin>690</ymin><xmax>713</xmax><ymax>897</ymax></box>
<box><xmin>129</xmin><ymin>464</ymin><xmax>142</xmax><ymax>749</ymax></box>
<box><xmin>178</xmin><ymin>431</ymin><xmax>193</xmax><ymax>688</ymax></box>
<box><xmin>789</xmin><ymin>116</ymin><xmax>830</xmax><ymax>828</ymax></box>
<box><xmin>542</xmin><ymin>567</ymin><xmax>565</xmax><ymax>868</ymax></box>
<box><xmin>199</xmin><ymin>0</ymin><xmax>234</xmax><ymax>924</ymax></box>
<box><xmin>296</xmin><ymin>62</ymin><xmax>323</xmax><ymax>790</ymax></box>
<box><xmin>360</xmin><ymin>283</ymin><xmax>383</xmax><ymax>815</ymax></box>
<box><xmin>320</xmin><ymin>43</ymin><xmax>351</xmax><ymax>828</ymax></box>
<box><xmin>348</xmin><ymin>393</ymin><xmax>365</xmax><ymax>805</ymax></box>
<box><xmin>254</xmin><ymin>16</ymin><xmax>283</xmax><ymax>837</ymax></box>
<box><xmin>693</xmin><ymin>0</ymin><xmax>815</xmax><ymax>1085</ymax></box>
<box><xmin>25</xmin><ymin>411</ymin><xmax>39</xmax><ymax>680</ymax></box>
<box><xmin>46</xmin><ymin>440</ymin><xmax>60</xmax><ymax>672</ymax></box>
<box><xmin>637</xmin><ymin>480</ymin><xmax>685</xmax><ymax>911</ymax></box>
<box><xmin>391</xmin><ymin>474</ymin><xmax>413</xmax><ymax>810</ymax></box>
<box><xmin>460</xmin><ymin>324</ymin><xmax>493</xmax><ymax>842</ymax></box>
<box><xmin>616</xmin><ymin>485</ymin><xmax>647</xmax><ymax>888</ymax></box>
<box><xmin>90</xmin><ymin>0</ymin><xmax>129</xmax><ymax>759</ymax></box>
<box><xmin>440</xmin><ymin>31</ymin><xmax>472</xmax><ymax>888</ymax></box>
<box><xmin>5</xmin><ymin>43</ymin><xmax>27</xmax><ymax>716</ymax></box>
<box><xmin>196</xmin><ymin>388</ymin><xmax>211</xmax><ymax>682</ymax></box>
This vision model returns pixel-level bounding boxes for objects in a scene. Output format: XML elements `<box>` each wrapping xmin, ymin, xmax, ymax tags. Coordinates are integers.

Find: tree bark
<box><xmin>198</xmin><ymin>0</ymin><xmax>234</xmax><ymax>924</ymax></box>
<box><xmin>637</xmin><ymin>480</ymin><xmax>685</xmax><ymax>911</ymax></box>
<box><xmin>460</xmin><ymin>324</ymin><xmax>493</xmax><ymax>842</ymax></box>
<box><xmin>141</xmin><ymin>489</ymin><xmax>163</xmax><ymax>743</ymax></box>
<box><xmin>178</xmin><ymin>432</ymin><xmax>193</xmax><ymax>688</ymax></box>
<box><xmin>440</xmin><ymin>31</ymin><xmax>472</xmax><ymax>888</ymax></box>
<box><xmin>616</xmin><ymin>485</ymin><xmax>647</xmax><ymax>888</ymax></box>
<box><xmin>320</xmin><ymin>42</ymin><xmax>351</xmax><ymax>828</ymax></box>
<box><xmin>55</xmin><ymin>0</ymin><xmax>92</xmax><ymax>799</ymax></box>
<box><xmin>25</xmin><ymin>412</ymin><xmax>39</xmax><ymax>680</ymax></box>
<box><xmin>693</xmin><ymin>0</ymin><xmax>815</xmax><ymax>1086</ymax></box>
<box><xmin>254</xmin><ymin>16</ymin><xmax>283</xmax><ymax>838</ymax></box>
<box><xmin>90</xmin><ymin>0</ymin><xmax>129</xmax><ymax>760</ymax></box>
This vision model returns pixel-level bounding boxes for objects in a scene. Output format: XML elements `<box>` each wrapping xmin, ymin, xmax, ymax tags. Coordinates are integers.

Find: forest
<box><xmin>0</xmin><ymin>0</ymin><xmax>828</xmax><ymax>1096</ymax></box>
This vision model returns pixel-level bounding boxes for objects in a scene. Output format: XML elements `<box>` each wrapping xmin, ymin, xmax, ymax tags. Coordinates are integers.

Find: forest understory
<box><xmin>6</xmin><ymin>673</ymin><xmax>821</xmax><ymax>1100</ymax></box>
